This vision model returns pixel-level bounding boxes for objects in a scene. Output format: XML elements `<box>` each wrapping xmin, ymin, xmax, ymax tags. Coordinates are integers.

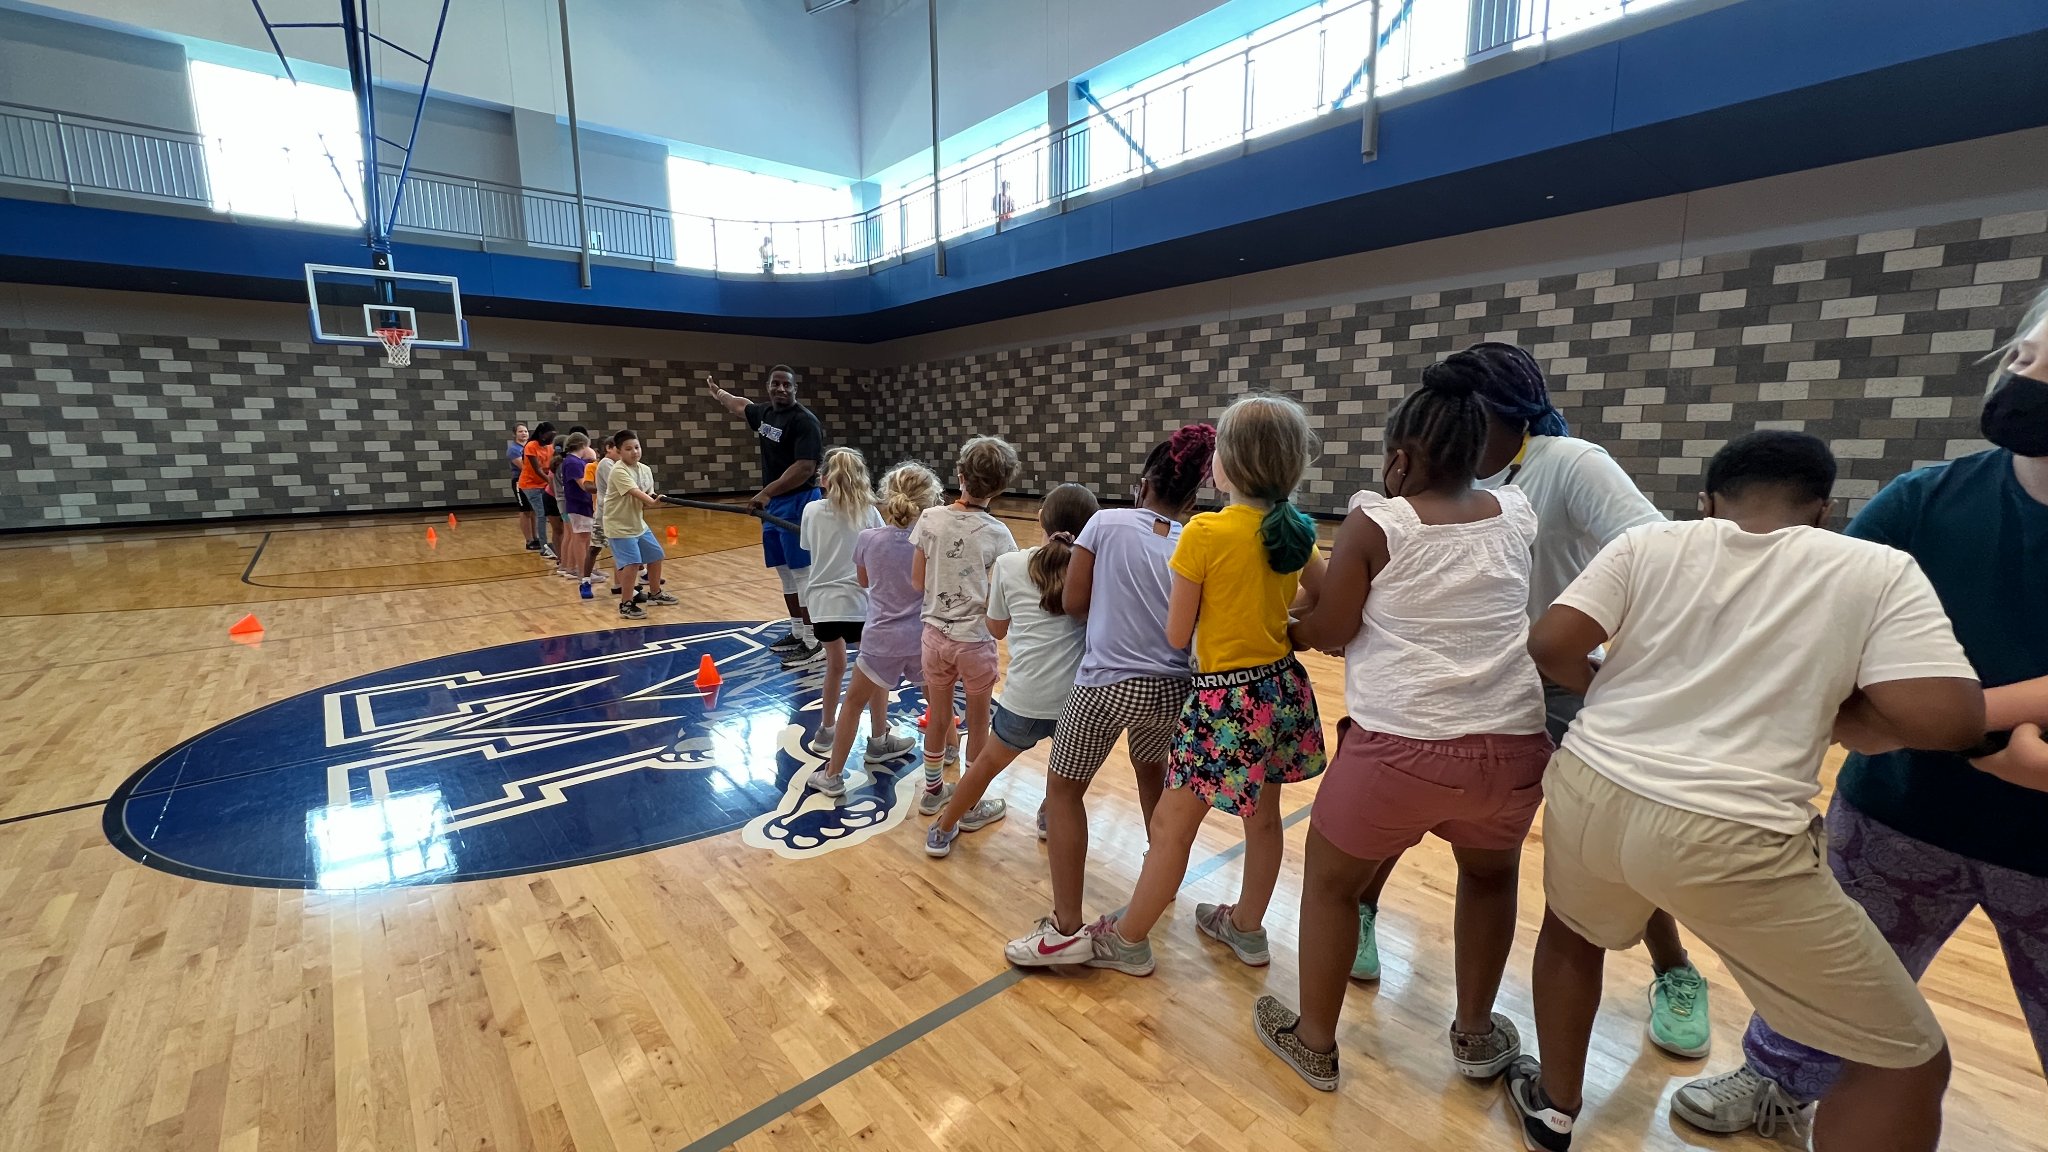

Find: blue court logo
<box><xmin>104</xmin><ymin>622</ymin><xmax>938</xmax><ymax>889</ymax></box>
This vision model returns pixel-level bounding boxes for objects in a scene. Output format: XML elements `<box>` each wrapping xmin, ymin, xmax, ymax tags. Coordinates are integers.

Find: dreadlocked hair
<box><xmin>1028</xmin><ymin>483</ymin><xmax>1100</xmax><ymax>615</ymax></box>
<box><xmin>1141</xmin><ymin>423</ymin><xmax>1216</xmax><ymax>509</ymax></box>
<box><xmin>876</xmin><ymin>461</ymin><xmax>944</xmax><ymax>527</ymax></box>
<box><xmin>1385</xmin><ymin>359</ymin><xmax>1491</xmax><ymax>491</ymax></box>
<box><xmin>1215</xmin><ymin>394</ymin><xmax>1318</xmax><ymax>573</ymax></box>
<box><xmin>820</xmin><ymin>446</ymin><xmax>876</xmax><ymax>524</ymax></box>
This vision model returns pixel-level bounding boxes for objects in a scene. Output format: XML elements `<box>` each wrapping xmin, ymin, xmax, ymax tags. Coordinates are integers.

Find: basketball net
<box><xmin>374</xmin><ymin>327</ymin><xmax>415</xmax><ymax>367</ymax></box>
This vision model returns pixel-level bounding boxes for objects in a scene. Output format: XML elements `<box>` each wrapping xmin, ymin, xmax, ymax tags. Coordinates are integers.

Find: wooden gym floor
<box><xmin>0</xmin><ymin>502</ymin><xmax>2038</xmax><ymax>1151</ymax></box>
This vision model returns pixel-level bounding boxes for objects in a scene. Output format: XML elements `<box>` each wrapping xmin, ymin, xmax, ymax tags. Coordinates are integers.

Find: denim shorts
<box><xmin>991</xmin><ymin>703</ymin><xmax>1060</xmax><ymax>753</ymax></box>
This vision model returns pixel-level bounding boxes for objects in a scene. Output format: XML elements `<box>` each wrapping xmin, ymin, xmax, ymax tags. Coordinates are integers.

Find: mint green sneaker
<box><xmin>1350</xmin><ymin>903</ymin><xmax>1381</xmax><ymax>982</ymax></box>
<box><xmin>1647</xmin><ymin>962</ymin><xmax>1712</xmax><ymax>1058</ymax></box>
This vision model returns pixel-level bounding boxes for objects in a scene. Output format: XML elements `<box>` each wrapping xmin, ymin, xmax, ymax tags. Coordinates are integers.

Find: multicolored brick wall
<box><xmin>0</xmin><ymin>337</ymin><xmax>875</xmax><ymax>529</ymax></box>
<box><xmin>865</xmin><ymin>210</ymin><xmax>2047</xmax><ymax>519</ymax></box>
<box><xmin>1</xmin><ymin>209</ymin><xmax>2042</xmax><ymax>530</ymax></box>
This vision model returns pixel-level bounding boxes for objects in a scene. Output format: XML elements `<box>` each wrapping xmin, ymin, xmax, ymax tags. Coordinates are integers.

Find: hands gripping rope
<box><xmin>657</xmin><ymin>494</ymin><xmax>800</xmax><ymax>533</ymax></box>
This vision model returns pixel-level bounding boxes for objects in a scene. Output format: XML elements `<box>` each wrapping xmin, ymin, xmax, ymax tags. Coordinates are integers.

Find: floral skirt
<box><xmin>1168</xmin><ymin>656</ymin><xmax>1326</xmax><ymax>817</ymax></box>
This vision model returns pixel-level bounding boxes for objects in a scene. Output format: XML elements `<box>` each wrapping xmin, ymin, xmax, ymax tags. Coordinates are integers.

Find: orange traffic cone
<box><xmin>426</xmin><ymin>526</ymin><xmax>438</xmax><ymax>544</ymax></box>
<box><xmin>666</xmin><ymin>524</ymin><xmax>679</xmax><ymax>540</ymax></box>
<box><xmin>694</xmin><ymin>654</ymin><xmax>722</xmax><ymax>690</ymax></box>
<box><xmin>228</xmin><ymin>613</ymin><xmax>263</xmax><ymax>636</ymax></box>
<box><xmin>447</xmin><ymin>512</ymin><xmax>459</xmax><ymax>527</ymax></box>
<box><xmin>917</xmin><ymin>709</ymin><xmax>929</xmax><ymax>729</ymax></box>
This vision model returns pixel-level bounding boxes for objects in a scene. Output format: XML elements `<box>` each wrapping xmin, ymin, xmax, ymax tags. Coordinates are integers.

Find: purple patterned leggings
<box><xmin>1744</xmin><ymin>794</ymin><xmax>2048</xmax><ymax>1101</ymax></box>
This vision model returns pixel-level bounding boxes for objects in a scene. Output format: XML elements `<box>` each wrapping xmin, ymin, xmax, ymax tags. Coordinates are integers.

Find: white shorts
<box><xmin>566</xmin><ymin>513</ymin><xmax>595</xmax><ymax>534</ymax></box>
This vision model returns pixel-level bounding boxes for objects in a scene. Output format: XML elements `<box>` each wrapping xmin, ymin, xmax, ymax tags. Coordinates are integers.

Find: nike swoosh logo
<box><xmin>1036</xmin><ymin>937</ymin><xmax>1081</xmax><ymax>956</ymax></box>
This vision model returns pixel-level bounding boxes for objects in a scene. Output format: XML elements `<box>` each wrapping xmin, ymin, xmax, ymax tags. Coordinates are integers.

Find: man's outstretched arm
<box><xmin>704</xmin><ymin>374</ymin><xmax>751</xmax><ymax>416</ymax></box>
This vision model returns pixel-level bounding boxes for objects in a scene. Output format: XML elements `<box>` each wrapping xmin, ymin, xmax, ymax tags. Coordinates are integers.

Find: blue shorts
<box><xmin>991</xmin><ymin>703</ymin><xmax>1060</xmax><ymax>753</ymax></box>
<box><xmin>609</xmin><ymin>529</ymin><xmax>664</xmax><ymax>567</ymax></box>
<box><xmin>762</xmin><ymin>487</ymin><xmax>824</xmax><ymax>570</ymax></box>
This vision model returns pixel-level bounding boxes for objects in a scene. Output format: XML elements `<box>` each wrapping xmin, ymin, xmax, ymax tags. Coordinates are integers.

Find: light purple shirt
<box><xmin>1074</xmin><ymin>508</ymin><xmax>1193</xmax><ymax>687</ymax></box>
<box><xmin>854</xmin><ymin>525</ymin><xmax>922</xmax><ymax>658</ymax></box>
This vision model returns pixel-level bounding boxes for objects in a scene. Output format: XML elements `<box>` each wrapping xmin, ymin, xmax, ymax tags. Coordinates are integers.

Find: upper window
<box><xmin>667</xmin><ymin>158</ymin><xmax>856</xmax><ymax>274</ymax></box>
<box><xmin>189</xmin><ymin>60</ymin><xmax>364</xmax><ymax>229</ymax></box>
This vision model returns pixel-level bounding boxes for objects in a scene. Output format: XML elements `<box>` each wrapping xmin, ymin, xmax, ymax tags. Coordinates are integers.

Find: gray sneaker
<box><xmin>809</xmin><ymin>770</ymin><xmax>847</xmax><ymax>799</ymax></box>
<box><xmin>1449</xmin><ymin>1012</ymin><xmax>1522</xmax><ymax>1080</ymax></box>
<box><xmin>1252</xmin><ymin>995</ymin><xmax>1338</xmax><ymax>1091</ymax></box>
<box><xmin>1194</xmin><ymin>902</ymin><xmax>1271</xmax><ymax>966</ymax></box>
<box><xmin>1036</xmin><ymin>803</ymin><xmax>1048</xmax><ymax>841</ymax></box>
<box><xmin>924</xmin><ymin>821</ymin><xmax>961</xmax><ymax>858</ymax></box>
<box><xmin>1082</xmin><ymin>916</ymin><xmax>1155</xmax><ymax>976</ymax></box>
<box><xmin>865</xmin><ymin>731</ymin><xmax>917</xmax><ymax>763</ymax></box>
<box><xmin>957</xmin><ymin>797</ymin><xmax>1007</xmax><ymax>831</ymax></box>
<box><xmin>1671</xmin><ymin>1065</ymin><xmax>1813</xmax><ymax>1140</ymax></box>
<box><xmin>917</xmin><ymin>780</ymin><xmax>953</xmax><ymax>816</ymax></box>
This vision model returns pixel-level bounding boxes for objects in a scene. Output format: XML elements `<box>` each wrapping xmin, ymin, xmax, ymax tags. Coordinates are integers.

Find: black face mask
<box><xmin>1982</xmin><ymin>372</ymin><xmax>2048</xmax><ymax>457</ymax></box>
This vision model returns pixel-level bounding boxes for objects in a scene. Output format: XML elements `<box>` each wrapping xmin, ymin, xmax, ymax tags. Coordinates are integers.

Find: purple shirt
<box><xmin>854</xmin><ymin>525</ymin><xmax>921</xmax><ymax>657</ymax></box>
<box><xmin>1074</xmin><ymin>508</ymin><xmax>1192</xmax><ymax>687</ymax></box>
<box><xmin>559</xmin><ymin>456</ymin><xmax>593</xmax><ymax>517</ymax></box>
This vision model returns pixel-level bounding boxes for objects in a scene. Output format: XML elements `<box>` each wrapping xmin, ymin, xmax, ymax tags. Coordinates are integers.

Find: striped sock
<box><xmin>922</xmin><ymin>754</ymin><xmax>944</xmax><ymax>788</ymax></box>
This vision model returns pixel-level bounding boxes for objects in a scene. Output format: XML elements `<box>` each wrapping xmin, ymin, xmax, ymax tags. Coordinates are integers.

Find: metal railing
<box><xmin>0</xmin><ymin>0</ymin><xmax>1683</xmax><ymax>276</ymax></box>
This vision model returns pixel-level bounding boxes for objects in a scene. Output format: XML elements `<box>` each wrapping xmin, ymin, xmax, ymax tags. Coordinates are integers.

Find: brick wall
<box><xmin>2</xmin><ymin>209</ymin><xmax>2042</xmax><ymax>530</ymax></box>
<box><xmin>865</xmin><ymin>210</ymin><xmax>2047</xmax><ymax>519</ymax></box>
<box><xmin>0</xmin><ymin>337</ymin><xmax>873</xmax><ymax>529</ymax></box>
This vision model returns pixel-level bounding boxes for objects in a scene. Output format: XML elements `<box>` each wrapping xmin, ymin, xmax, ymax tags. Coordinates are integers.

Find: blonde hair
<box><xmin>820</xmin><ymin>446</ymin><xmax>875</xmax><ymax>523</ymax></box>
<box><xmin>1990</xmin><ymin>283</ymin><xmax>2048</xmax><ymax>390</ymax></box>
<box><xmin>957</xmin><ymin>436</ymin><xmax>1020</xmax><ymax>501</ymax></box>
<box><xmin>1215</xmin><ymin>394</ymin><xmax>1319</xmax><ymax>572</ymax></box>
<box><xmin>877</xmin><ymin>461</ymin><xmax>944</xmax><ymax>527</ymax></box>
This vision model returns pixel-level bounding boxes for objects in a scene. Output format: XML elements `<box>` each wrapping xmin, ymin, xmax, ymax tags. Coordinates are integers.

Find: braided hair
<box><xmin>1140</xmin><ymin>423</ymin><xmax>1216</xmax><ymax>510</ymax></box>
<box><xmin>1456</xmin><ymin>341</ymin><xmax>1568</xmax><ymax>437</ymax></box>
<box><xmin>1385</xmin><ymin>359</ymin><xmax>1491</xmax><ymax>492</ymax></box>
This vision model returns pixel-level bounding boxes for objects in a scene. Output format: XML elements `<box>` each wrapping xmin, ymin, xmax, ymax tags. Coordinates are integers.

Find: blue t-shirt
<box><xmin>1073</xmin><ymin>508</ymin><xmax>1194</xmax><ymax>687</ymax></box>
<box><xmin>1835</xmin><ymin>449</ymin><xmax>2048</xmax><ymax>876</ymax></box>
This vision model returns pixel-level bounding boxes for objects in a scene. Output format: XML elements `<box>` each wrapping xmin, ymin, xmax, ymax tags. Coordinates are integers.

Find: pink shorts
<box><xmin>1311</xmin><ymin>719</ymin><xmax>1553</xmax><ymax>861</ymax></box>
<box><xmin>920</xmin><ymin>625</ymin><xmax>999</xmax><ymax>694</ymax></box>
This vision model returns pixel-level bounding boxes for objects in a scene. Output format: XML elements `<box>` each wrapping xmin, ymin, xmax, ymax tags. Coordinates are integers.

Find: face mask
<box><xmin>1983</xmin><ymin>372</ymin><xmax>2048</xmax><ymax>457</ymax></box>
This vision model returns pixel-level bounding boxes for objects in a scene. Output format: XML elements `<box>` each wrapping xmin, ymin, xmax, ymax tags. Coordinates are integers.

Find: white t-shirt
<box><xmin>988</xmin><ymin>548</ymin><xmax>1086</xmax><ymax>719</ymax></box>
<box><xmin>1556</xmin><ymin>519</ymin><xmax>1975</xmax><ymax>834</ymax></box>
<box><xmin>1480</xmin><ymin>435</ymin><xmax>1663</xmax><ymax>619</ymax></box>
<box><xmin>1343</xmin><ymin>488</ymin><xmax>1547</xmax><ymax>740</ymax></box>
<box><xmin>799</xmin><ymin>499</ymin><xmax>884</xmax><ymax>623</ymax></box>
<box><xmin>911</xmin><ymin>504</ymin><xmax>1017</xmax><ymax>642</ymax></box>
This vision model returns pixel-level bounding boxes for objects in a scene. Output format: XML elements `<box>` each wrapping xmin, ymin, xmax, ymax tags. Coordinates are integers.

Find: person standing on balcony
<box><xmin>705</xmin><ymin>366</ymin><xmax>827</xmax><ymax>665</ymax></box>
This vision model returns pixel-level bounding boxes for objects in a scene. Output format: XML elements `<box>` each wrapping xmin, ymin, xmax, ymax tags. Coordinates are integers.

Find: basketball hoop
<box><xmin>374</xmin><ymin>326</ymin><xmax>415</xmax><ymax>367</ymax></box>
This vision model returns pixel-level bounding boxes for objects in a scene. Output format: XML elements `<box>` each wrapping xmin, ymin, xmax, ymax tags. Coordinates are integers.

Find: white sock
<box><xmin>796</xmin><ymin>621</ymin><xmax>816</xmax><ymax>644</ymax></box>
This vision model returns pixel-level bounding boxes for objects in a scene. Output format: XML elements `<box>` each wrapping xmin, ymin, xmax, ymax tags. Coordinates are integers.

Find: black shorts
<box><xmin>813</xmin><ymin>620</ymin><xmax>864</xmax><ymax>644</ymax></box>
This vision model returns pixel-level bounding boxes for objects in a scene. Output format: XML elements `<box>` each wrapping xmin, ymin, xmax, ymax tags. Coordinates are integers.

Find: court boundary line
<box><xmin>672</xmin><ymin>804</ymin><xmax>1314</xmax><ymax>1152</ymax></box>
<box><xmin>0</xmin><ymin>796</ymin><xmax>113</xmax><ymax>829</ymax></box>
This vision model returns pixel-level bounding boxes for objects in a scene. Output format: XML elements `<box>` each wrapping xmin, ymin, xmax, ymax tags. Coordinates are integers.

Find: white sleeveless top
<box><xmin>1342</xmin><ymin>487</ymin><xmax>1549</xmax><ymax>740</ymax></box>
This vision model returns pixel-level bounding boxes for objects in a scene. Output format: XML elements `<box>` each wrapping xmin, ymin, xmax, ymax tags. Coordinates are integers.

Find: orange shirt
<box><xmin>519</xmin><ymin>441</ymin><xmax>554</xmax><ymax>490</ymax></box>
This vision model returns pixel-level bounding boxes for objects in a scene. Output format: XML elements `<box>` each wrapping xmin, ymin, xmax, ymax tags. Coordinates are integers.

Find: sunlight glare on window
<box><xmin>668</xmin><ymin>158</ymin><xmax>854</xmax><ymax>274</ymax></box>
<box><xmin>189</xmin><ymin>60</ymin><xmax>364</xmax><ymax>228</ymax></box>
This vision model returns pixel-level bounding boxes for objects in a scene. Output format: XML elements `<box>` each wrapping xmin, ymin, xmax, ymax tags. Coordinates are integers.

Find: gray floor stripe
<box><xmin>675</xmin><ymin>802</ymin><xmax>1312</xmax><ymax>1151</ymax></box>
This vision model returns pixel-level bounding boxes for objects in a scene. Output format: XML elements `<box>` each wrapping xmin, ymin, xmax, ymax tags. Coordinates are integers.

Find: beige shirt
<box><xmin>603</xmin><ymin>461</ymin><xmax>653</xmax><ymax>539</ymax></box>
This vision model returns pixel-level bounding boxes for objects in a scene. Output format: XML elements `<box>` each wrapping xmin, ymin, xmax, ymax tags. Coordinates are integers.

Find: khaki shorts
<box><xmin>1541</xmin><ymin>749</ymin><xmax>1944</xmax><ymax>1070</ymax></box>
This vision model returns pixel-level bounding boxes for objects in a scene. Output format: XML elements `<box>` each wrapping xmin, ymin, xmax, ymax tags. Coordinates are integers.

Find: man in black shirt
<box><xmin>706</xmin><ymin>365</ymin><xmax>827</xmax><ymax>665</ymax></box>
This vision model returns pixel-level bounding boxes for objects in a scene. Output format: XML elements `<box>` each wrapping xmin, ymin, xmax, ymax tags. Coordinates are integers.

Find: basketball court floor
<box><xmin>0</xmin><ymin>500</ymin><xmax>2034</xmax><ymax>1152</ymax></box>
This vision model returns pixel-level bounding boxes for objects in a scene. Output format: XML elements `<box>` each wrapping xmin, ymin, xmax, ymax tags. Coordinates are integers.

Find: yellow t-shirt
<box><xmin>1168</xmin><ymin>502</ymin><xmax>1309</xmax><ymax>674</ymax></box>
<box><xmin>604</xmin><ymin>460</ymin><xmax>652</xmax><ymax>539</ymax></box>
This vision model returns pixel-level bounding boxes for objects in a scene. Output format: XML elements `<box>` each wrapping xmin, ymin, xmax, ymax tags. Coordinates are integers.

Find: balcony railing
<box><xmin>0</xmin><ymin>0</ymin><xmax>1686</xmax><ymax>276</ymax></box>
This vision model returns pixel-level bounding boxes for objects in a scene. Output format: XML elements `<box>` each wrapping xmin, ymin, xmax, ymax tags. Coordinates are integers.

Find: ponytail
<box><xmin>1028</xmin><ymin>484</ymin><xmax>1099</xmax><ymax>615</ymax></box>
<box><xmin>1259</xmin><ymin>500</ymin><xmax>1317</xmax><ymax>574</ymax></box>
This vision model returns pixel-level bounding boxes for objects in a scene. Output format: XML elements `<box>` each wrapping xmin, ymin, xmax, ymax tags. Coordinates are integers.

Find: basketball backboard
<box><xmin>304</xmin><ymin>263</ymin><xmax>467</xmax><ymax>349</ymax></box>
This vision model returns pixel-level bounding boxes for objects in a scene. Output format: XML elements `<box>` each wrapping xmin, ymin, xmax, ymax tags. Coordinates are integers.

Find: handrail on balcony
<box><xmin>1</xmin><ymin>0</ymin><xmax>1683</xmax><ymax>275</ymax></box>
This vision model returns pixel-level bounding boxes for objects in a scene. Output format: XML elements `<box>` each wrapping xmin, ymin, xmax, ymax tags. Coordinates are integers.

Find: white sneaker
<box><xmin>1005</xmin><ymin>916</ymin><xmax>1091</xmax><ymax>967</ymax></box>
<box><xmin>865</xmin><ymin>731</ymin><xmax>917</xmax><ymax>763</ymax></box>
<box><xmin>1671</xmin><ymin>1065</ymin><xmax>1813</xmax><ymax>1140</ymax></box>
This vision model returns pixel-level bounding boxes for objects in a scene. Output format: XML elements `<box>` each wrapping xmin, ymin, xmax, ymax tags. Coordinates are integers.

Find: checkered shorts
<box><xmin>1046</xmin><ymin>676</ymin><xmax>1193</xmax><ymax>785</ymax></box>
